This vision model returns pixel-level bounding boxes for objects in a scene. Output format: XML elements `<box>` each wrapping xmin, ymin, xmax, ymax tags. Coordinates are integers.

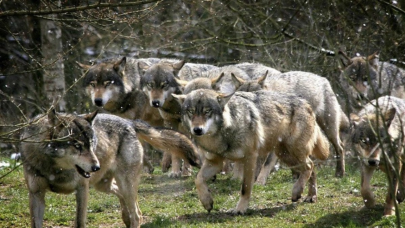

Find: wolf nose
<box><xmin>94</xmin><ymin>98</ymin><xmax>103</xmax><ymax>107</ymax></box>
<box><xmin>368</xmin><ymin>159</ymin><xmax>379</xmax><ymax>166</ymax></box>
<box><xmin>152</xmin><ymin>100</ymin><xmax>161</xmax><ymax>107</ymax></box>
<box><xmin>193</xmin><ymin>127</ymin><xmax>203</xmax><ymax>135</ymax></box>
<box><xmin>91</xmin><ymin>165</ymin><xmax>100</xmax><ymax>172</ymax></box>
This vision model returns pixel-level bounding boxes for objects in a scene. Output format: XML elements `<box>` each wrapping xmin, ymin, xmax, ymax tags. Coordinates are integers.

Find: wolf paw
<box><xmin>168</xmin><ymin>171</ymin><xmax>182</xmax><ymax>178</ymax></box>
<box><xmin>303</xmin><ymin>195</ymin><xmax>317</xmax><ymax>203</ymax></box>
<box><xmin>181</xmin><ymin>168</ymin><xmax>192</xmax><ymax>177</ymax></box>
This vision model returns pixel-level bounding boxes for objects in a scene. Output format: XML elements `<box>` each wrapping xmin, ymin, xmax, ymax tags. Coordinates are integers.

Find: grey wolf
<box><xmin>20</xmin><ymin>109</ymin><xmax>200</xmax><ymax>227</ymax></box>
<box><xmin>77</xmin><ymin>57</ymin><xmax>164</xmax><ymax>174</ymax></box>
<box><xmin>231</xmin><ymin>71</ymin><xmax>350</xmax><ymax>179</ymax></box>
<box><xmin>173</xmin><ymin>89</ymin><xmax>330</xmax><ymax>214</ymax></box>
<box><xmin>338</xmin><ymin>51</ymin><xmax>405</xmax><ymax>113</ymax></box>
<box><xmin>350</xmin><ymin>96</ymin><xmax>405</xmax><ymax>216</ymax></box>
<box><xmin>137</xmin><ymin>59</ymin><xmax>216</xmax><ymax>177</ymax></box>
<box><xmin>233</xmin><ymin>62</ymin><xmax>281</xmax><ymax>78</ymax></box>
<box><xmin>179</xmin><ymin>65</ymin><xmax>252</xmax><ymax>95</ymax></box>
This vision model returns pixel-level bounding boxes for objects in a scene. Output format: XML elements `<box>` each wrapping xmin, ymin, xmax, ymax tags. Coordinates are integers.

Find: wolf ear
<box><xmin>172</xmin><ymin>60</ymin><xmax>186</xmax><ymax>77</ymax></box>
<box><xmin>172</xmin><ymin>94</ymin><xmax>186</xmax><ymax>105</ymax></box>
<box><xmin>174</xmin><ymin>78</ymin><xmax>188</xmax><ymax>91</ymax></box>
<box><xmin>338</xmin><ymin>50</ymin><xmax>353</xmax><ymax>67</ymax></box>
<box><xmin>138</xmin><ymin>61</ymin><xmax>150</xmax><ymax>77</ymax></box>
<box><xmin>76</xmin><ymin>61</ymin><xmax>92</xmax><ymax>70</ymax></box>
<box><xmin>211</xmin><ymin>73</ymin><xmax>226</xmax><ymax>90</ymax></box>
<box><xmin>48</xmin><ymin>108</ymin><xmax>60</xmax><ymax>127</ymax></box>
<box><xmin>83</xmin><ymin>110</ymin><xmax>98</xmax><ymax>123</ymax></box>
<box><xmin>383</xmin><ymin>108</ymin><xmax>396</xmax><ymax>128</ymax></box>
<box><xmin>217</xmin><ymin>92</ymin><xmax>233</xmax><ymax>110</ymax></box>
<box><xmin>367</xmin><ymin>51</ymin><xmax>379</xmax><ymax>68</ymax></box>
<box><xmin>113</xmin><ymin>57</ymin><xmax>127</xmax><ymax>74</ymax></box>
<box><xmin>257</xmin><ymin>70</ymin><xmax>268</xmax><ymax>87</ymax></box>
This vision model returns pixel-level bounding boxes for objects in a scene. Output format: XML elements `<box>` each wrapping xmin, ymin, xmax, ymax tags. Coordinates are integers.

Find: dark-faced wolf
<box><xmin>173</xmin><ymin>89</ymin><xmax>330</xmax><ymax>214</ymax></box>
<box><xmin>137</xmin><ymin>59</ymin><xmax>216</xmax><ymax>177</ymax></box>
<box><xmin>20</xmin><ymin>109</ymin><xmax>200</xmax><ymax>228</ymax></box>
<box><xmin>338</xmin><ymin>51</ymin><xmax>405</xmax><ymax>113</ymax></box>
<box><xmin>231</xmin><ymin>71</ymin><xmax>350</xmax><ymax>179</ymax></box>
<box><xmin>78</xmin><ymin>57</ymin><xmax>165</xmax><ymax>174</ymax></box>
<box><xmin>350</xmin><ymin>96</ymin><xmax>405</xmax><ymax>216</ymax></box>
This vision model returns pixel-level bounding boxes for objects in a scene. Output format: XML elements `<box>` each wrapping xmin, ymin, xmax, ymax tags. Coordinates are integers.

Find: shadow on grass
<box><xmin>303</xmin><ymin>205</ymin><xmax>385</xmax><ymax>228</ymax></box>
<box><xmin>142</xmin><ymin>204</ymin><xmax>296</xmax><ymax>227</ymax></box>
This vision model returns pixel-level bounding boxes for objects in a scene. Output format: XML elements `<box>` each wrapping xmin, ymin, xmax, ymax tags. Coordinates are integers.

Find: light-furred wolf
<box><xmin>20</xmin><ymin>109</ymin><xmax>200</xmax><ymax>228</ymax></box>
<box><xmin>228</xmin><ymin>71</ymin><xmax>350</xmax><ymax>180</ymax></box>
<box><xmin>173</xmin><ymin>89</ymin><xmax>330</xmax><ymax>214</ymax></box>
<box><xmin>137</xmin><ymin>59</ymin><xmax>217</xmax><ymax>177</ymax></box>
<box><xmin>351</xmin><ymin>96</ymin><xmax>405</xmax><ymax>216</ymax></box>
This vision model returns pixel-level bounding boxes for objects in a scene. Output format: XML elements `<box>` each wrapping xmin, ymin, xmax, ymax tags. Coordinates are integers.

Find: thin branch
<box><xmin>0</xmin><ymin>0</ymin><xmax>163</xmax><ymax>17</ymax></box>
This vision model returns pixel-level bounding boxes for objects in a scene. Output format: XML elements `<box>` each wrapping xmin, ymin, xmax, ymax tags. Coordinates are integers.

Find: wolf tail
<box><xmin>312</xmin><ymin>123</ymin><xmax>330</xmax><ymax>160</ymax></box>
<box><xmin>132</xmin><ymin>119</ymin><xmax>201</xmax><ymax>168</ymax></box>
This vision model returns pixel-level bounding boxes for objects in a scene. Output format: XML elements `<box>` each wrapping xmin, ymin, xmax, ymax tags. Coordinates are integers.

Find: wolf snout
<box><xmin>94</xmin><ymin>98</ymin><xmax>103</xmax><ymax>107</ymax></box>
<box><xmin>152</xmin><ymin>100</ymin><xmax>161</xmax><ymax>107</ymax></box>
<box><xmin>193</xmin><ymin>127</ymin><xmax>204</xmax><ymax>135</ymax></box>
<box><xmin>368</xmin><ymin>159</ymin><xmax>380</xmax><ymax>166</ymax></box>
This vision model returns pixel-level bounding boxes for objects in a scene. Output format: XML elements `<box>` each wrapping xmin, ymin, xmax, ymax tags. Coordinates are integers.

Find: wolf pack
<box><xmin>18</xmin><ymin>51</ymin><xmax>405</xmax><ymax>227</ymax></box>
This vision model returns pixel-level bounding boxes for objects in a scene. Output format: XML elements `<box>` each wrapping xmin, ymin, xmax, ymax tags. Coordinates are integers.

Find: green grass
<box><xmin>1</xmin><ymin>157</ymin><xmax>404</xmax><ymax>228</ymax></box>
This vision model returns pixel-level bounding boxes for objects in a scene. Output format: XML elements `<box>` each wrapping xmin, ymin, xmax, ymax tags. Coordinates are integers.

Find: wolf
<box><xmin>230</xmin><ymin>71</ymin><xmax>350</xmax><ymax>179</ymax></box>
<box><xmin>20</xmin><ymin>109</ymin><xmax>200</xmax><ymax>228</ymax></box>
<box><xmin>350</xmin><ymin>96</ymin><xmax>405</xmax><ymax>216</ymax></box>
<box><xmin>233</xmin><ymin>62</ymin><xmax>281</xmax><ymax>79</ymax></box>
<box><xmin>338</xmin><ymin>51</ymin><xmax>405</xmax><ymax>114</ymax></box>
<box><xmin>137</xmin><ymin>59</ymin><xmax>216</xmax><ymax>177</ymax></box>
<box><xmin>78</xmin><ymin>57</ymin><xmax>166</xmax><ymax>174</ymax></box>
<box><xmin>173</xmin><ymin>89</ymin><xmax>330</xmax><ymax>214</ymax></box>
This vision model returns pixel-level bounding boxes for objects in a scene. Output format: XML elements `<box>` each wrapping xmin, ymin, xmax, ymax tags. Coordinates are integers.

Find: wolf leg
<box><xmin>161</xmin><ymin>151</ymin><xmax>171</xmax><ymax>173</ymax></box>
<box><xmin>384</xmin><ymin>168</ymin><xmax>399</xmax><ymax>216</ymax></box>
<box><xmin>304</xmin><ymin>166</ymin><xmax>318</xmax><ymax>203</ymax></box>
<box><xmin>317</xmin><ymin>112</ymin><xmax>345</xmax><ymax>177</ymax></box>
<box><xmin>75</xmin><ymin>182</ymin><xmax>89</xmax><ymax>228</ymax></box>
<box><xmin>26</xmin><ymin>174</ymin><xmax>46</xmax><ymax>228</ymax></box>
<box><xmin>234</xmin><ymin>152</ymin><xmax>258</xmax><ymax>214</ymax></box>
<box><xmin>169</xmin><ymin>154</ymin><xmax>182</xmax><ymax>178</ymax></box>
<box><xmin>361</xmin><ymin>164</ymin><xmax>376</xmax><ymax>208</ymax></box>
<box><xmin>256</xmin><ymin>152</ymin><xmax>278</xmax><ymax>185</ymax></box>
<box><xmin>292</xmin><ymin>158</ymin><xmax>313</xmax><ymax>202</ymax></box>
<box><xmin>396</xmin><ymin>162</ymin><xmax>405</xmax><ymax>203</ymax></box>
<box><xmin>231</xmin><ymin>162</ymin><xmax>243</xmax><ymax>180</ymax></box>
<box><xmin>195</xmin><ymin>153</ymin><xmax>224</xmax><ymax>212</ymax></box>
<box><xmin>114</xmin><ymin>167</ymin><xmax>142</xmax><ymax>227</ymax></box>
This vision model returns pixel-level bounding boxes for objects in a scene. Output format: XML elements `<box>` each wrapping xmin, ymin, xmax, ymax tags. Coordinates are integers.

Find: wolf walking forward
<box><xmin>137</xmin><ymin>59</ymin><xmax>216</xmax><ymax>177</ymax></box>
<box><xmin>231</xmin><ymin>71</ymin><xmax>349</xmax><ymax>179</ymax></box>
<box><xmin>20</xmin><ymin>109</ymin><xmax>200</xmax><ymax>228</ymax></box>
<box><xmin>351</xmin><ymin>96</ymin><xmax>405</xmax><ymax>216</ymax></box>
<box><xmin>338</xmin><ymin>51</ymin><xmax>405</xmax><ymax>114</ymax></box>
<box><xmin>78</xmin><ymin>57</ymin><xmax>167</xmax><ymax>174</ymax></box>
<box><xmin>173</xmin><ymin>89</ymin><xmax>329</xmax><ymax>214</ymax></box>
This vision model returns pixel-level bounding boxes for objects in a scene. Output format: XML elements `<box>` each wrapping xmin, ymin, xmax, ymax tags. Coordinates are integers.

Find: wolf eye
<box><xmin>162</xmin><ymin>82</ymin><xmax>169</xmax><ymax>89</ymax></box>
<box><xmin>204</xmin><ymin>109</ymin><xmax>212</xmax><ymax>115</ymax></box>
<box><xmin>90</xmin><ymin>82</ymin><xmax>96</xmax><ymax>88</ymax></box>
<box><xmin>74</xmin><ymin>143</ymin><xmax>82</xmax><ymax>150</ymax></box>
<box><xmin>105</xmin><ymin>81</ymin><xmax>111</xmax><ymax>87</ymax></box>
<box><xmin>187</xmin><ymin>110</ymin><xmax>194</xmax><ymax>115</ymax></box>
<box><xmin>146</xmin><ymin>83</ymin><xmax>152</xmax><ymax>89</ymax></box>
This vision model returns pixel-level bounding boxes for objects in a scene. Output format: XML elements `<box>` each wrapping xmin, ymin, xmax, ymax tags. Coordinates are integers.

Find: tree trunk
<box><xmin>40</xmin><ymin>1</ymin><xmax>66</xmax><ymax>111</ymax></box>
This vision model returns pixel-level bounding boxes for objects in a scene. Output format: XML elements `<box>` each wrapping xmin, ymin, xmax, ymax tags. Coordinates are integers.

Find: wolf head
<box><xmin>350</xmin><ymin>107</ymin><xmax>396</xmax><ymax>167</ymax></box>
<box><xmin>173</xmin><ymin>89</ymin><xmax>232</xmax><ymax>136</ymax></box>
<box><xmin>45</xmin><ymin>109</ymin><xmax>100</xmax><ymax>178</ymax></box>
<box><xmin>139</xmin><ymin>60</ymin><xmax>185</xmax><ymax>108</ymax></box>
<box><xmin>234</xmin><ymin>71</ymin><xmax>268</xmax><ymax>92</ymax></box>
<box><xmin>339</xmin><ymin>51</ymin><xmax>379</xmax><ymax>99</ymax></box>
<box><xmin>78</xmin><ymin>57</ymin><xmax>128</xmax><ymax>109</ymax></box>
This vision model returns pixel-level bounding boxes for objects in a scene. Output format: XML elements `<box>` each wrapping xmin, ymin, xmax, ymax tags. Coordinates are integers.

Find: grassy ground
<box><xmin>0</xmin><ymin>157</ymin><xmax>404</xmax><ymax>228</ymax></box>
